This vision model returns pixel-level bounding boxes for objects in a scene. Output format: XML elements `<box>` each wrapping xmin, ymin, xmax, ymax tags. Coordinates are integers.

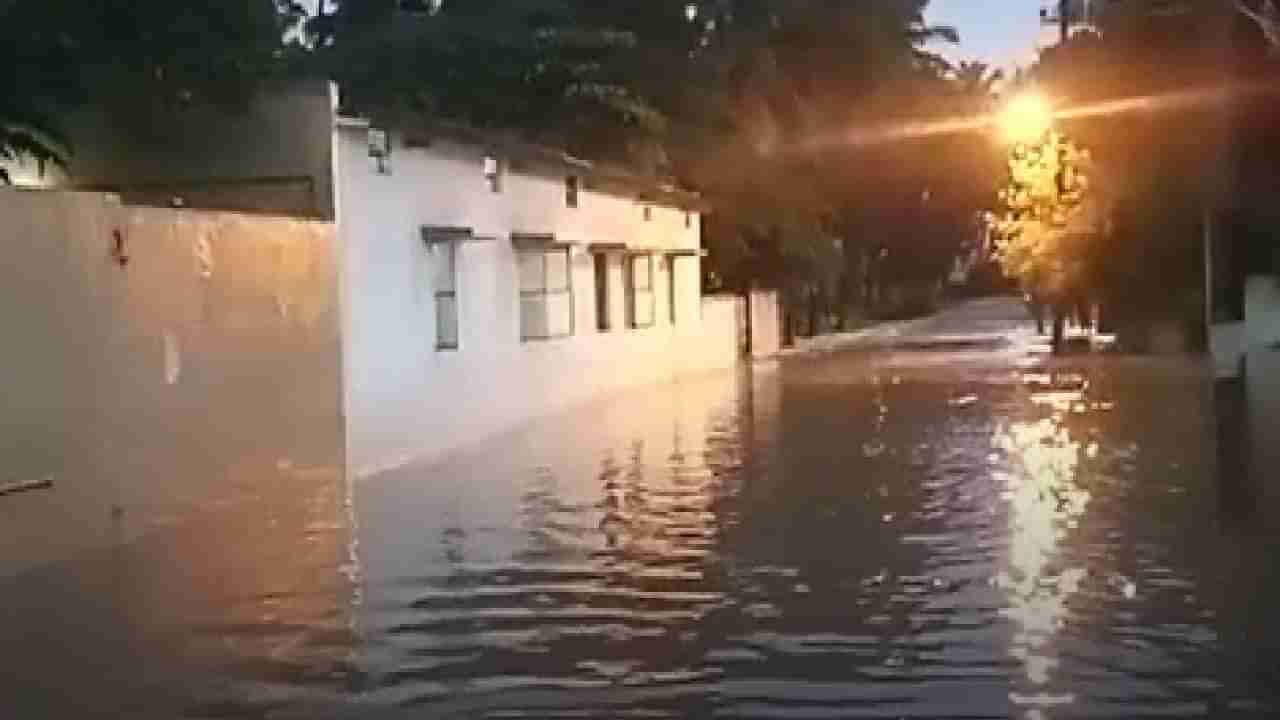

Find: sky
<box><xmin>926</xmin><ymin>0</ymin><xmax>1045</xmax><ymax>70</ymax></box>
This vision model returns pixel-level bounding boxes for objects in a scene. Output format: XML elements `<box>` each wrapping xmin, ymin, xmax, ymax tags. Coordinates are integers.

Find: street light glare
<box><xmin>999</xmin><ymin>92</ymin><xmax>1054</xmax><ymax>144</ymax></box>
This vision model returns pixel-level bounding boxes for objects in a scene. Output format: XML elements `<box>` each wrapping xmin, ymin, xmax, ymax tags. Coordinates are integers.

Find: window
<box><xmin>594</xmin><ymin>253</ymin><xmax>610</xmax><ymax>331</ymax></box>
<box><xmin>433</xmin><ymin>241</ymin><xmax>458</xmax><ymax>349</ymax></box>
<box><xmin>368</xmin><ymin>128</ymin><xmax>391</xmax><ymax>174</ymax></box>
<box><xmin>667</xmin><ymin>256</ymin><xmax>679</xmax><ymax>325</ymax></box>
<box><xmin>626</xmin><ymin>254</ymin><xmax>655</xmax><ymax>328</ymax></box>
<box><xmin>423</xmin><ymin>227</ymin><xmax>469</xmax><ymax>349</ymax></box>
<box><xmin>566</xmin><ymin>175</ymin><xmax>580</xmax><ymax>208</ymax></box>
<box><xmin>642</xmin><ymin>204</ymin><xmax>653</xmax><ymax>222</ymax></box>
<box><xmin>519</xmin><ymin>247</ymin><xmax>573</xmax><ymax>340</ymax></box>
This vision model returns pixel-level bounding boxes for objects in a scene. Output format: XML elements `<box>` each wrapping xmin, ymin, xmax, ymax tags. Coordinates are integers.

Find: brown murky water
<box><xmin>8</xmin><ymin>332</ymin><xmax>1280</xmax><ymax>718</ymax></box>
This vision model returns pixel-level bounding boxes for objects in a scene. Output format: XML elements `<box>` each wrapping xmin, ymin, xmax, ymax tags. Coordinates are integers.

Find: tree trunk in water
<box><xmin>807</xmin><ymin>287</ymin><xmax>819</xmax><ymax>337</ymax></box>
<box><xmin>1051</xmin><ymin>309</ymin><xmax>1066</xmax><ymax>354</ymax></box>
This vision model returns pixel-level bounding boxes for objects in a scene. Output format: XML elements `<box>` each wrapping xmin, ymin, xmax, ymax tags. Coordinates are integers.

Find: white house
<box><xmin>328</xmin><ymin>114</ymin><xmax>737</xmax><ymax>478</ymax></box>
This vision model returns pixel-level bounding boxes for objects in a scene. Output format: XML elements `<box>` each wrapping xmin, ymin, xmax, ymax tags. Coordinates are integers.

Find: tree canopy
<box><xmin>1</xmin><ymin>0</ymin><xmax>298</xmax><ymax>178</ymax></box>
<box><xmin>2</xmin><ymin>0</ymin><xmax>1003</xmax><ymax>312</ymax></box>
<box><xmin>1004</xmin><ymin>0</ymin><xmax>1280</xmax><ymax>334</ymax></box>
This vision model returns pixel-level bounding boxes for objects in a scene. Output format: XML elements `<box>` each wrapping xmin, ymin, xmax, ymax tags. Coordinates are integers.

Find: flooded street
<box><xmin>9</xmin><ymin>298</ymin><xmax>1280</xmax><ymax>718</ymax></box>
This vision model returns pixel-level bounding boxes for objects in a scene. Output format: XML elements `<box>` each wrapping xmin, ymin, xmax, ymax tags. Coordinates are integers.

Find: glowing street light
<box><xmin>998</xmin><ymin>92</ymin><xmax>1055</xmax><ymax>145</ymax></box>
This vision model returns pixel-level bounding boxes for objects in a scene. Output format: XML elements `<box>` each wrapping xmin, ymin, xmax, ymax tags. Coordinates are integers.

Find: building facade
<box><xmin>1</xmin><ymin>79</ymin><xmax>739</xmax><ymax>481</ymax></box>
<box><xmin>329</xmin><ymin>115</ymin><xmax>736</xmax><ymax>478</ymax></box>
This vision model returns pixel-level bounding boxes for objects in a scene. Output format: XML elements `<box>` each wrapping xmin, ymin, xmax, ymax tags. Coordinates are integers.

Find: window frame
<box><xmin>566</xmin><ymin>175</ymin><xmax>580</xmax><ymax>208</ymax></box>
<box><xmin>626</xmin><ymin>252</ymin><xmax>656</xmax><ymax>329</ymax></box>
<box><xmin>433</xmin><ymin>241</ymin><xmax>459</xmax><ymax>350</ymax></box>
<box><xmin>517</xmin><ymin>244</ymin><xmax>575</xmax><ymax>342</ymax></box>
<box><xmin>593</xmin><ymin>251</ymin><xmax>611</xmax><ymax>332</ymax></box>
<box><xmin>422</xmin><ymin>226</ymin><xmax>469</xmax><ymax>351</ymax></box>
<box><xmin>666</xmin><ymin>255</ymin><xmax>678</xmax><ymax>326</ymax></box>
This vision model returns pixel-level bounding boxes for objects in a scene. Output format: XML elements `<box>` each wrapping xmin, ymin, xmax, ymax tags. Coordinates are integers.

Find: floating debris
<box><xmin>743</xmin><ymin>602</ymin><xmax>782</xmax><ymax>620</ymax></box>
<box><xmin>949</xmin><ymin>394</ymin><xmax>979</xmax><ymax>407</ymax></box>
<box><xmin>1109</xmin><ymin>574</ymin><xmax>1138</xmax><ymax>600</ymax></box>
<box><xmin>0</xmin><ymin>475</ymin><xmax>53</xmax><ymax>497</ymax></box>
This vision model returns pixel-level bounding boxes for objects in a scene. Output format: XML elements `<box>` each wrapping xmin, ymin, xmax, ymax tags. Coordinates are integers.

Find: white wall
<box><xmin>1245</xmin><ymin>275</ymin><xmax>1280</xmax><ymax>349</ymax></box>
<box><xmin>750</xmin><ymin>290</ymin><xmax>782</xmax><ymax>358</ymax></box>
<box><xmin>333</xmin><ymin>126</ymin><xmax>736</xmax><ymax>478</ymax></box>
<box><xmin>1243</xmin><ymin>275</ymin><xmax>1280</xmax><ymax>493</ymax></box>
<box><xmin>1209</xmin><ymin>276</ymin><xmax>1280</xmax><ymax>377</ymax></box>
<box><xmin>1210</xmin><ymin>321</ymin><xmax>1246</xmax><ymax>378</ymax></box>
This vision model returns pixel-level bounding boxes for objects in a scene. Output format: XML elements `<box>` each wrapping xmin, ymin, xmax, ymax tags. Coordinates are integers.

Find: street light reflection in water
<box><xmin>993</xmin><ymin>410</ymin><xmax>1090</xmax><ymax>715</ymax></box>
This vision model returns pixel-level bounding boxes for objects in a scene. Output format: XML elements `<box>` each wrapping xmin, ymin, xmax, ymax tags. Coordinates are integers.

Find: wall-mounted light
<box><xmin>368</xmin><ymin>127</ymin><xmax>391</xmax><ymax>174</ymax></box>
<box><xmin>483</xmin><ymin>155</ymin><xmax>502</xmax><ymax>193</ymax></box>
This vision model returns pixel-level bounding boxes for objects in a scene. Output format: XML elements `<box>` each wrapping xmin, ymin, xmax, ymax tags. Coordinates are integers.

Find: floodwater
<box><xmin>8</xmin><ymin>300</ymin><xmax>1280</xmax><ymax>719</ymax></box>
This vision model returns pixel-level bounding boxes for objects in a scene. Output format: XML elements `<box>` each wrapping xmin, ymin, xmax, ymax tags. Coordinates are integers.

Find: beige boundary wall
<box><xmin>0</xmin><ymin>189</ymin><xmax>345</xmax><ymax>579</ymax></box>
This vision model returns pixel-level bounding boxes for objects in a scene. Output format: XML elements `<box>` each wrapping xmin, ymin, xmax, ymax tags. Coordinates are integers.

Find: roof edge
<box><xmin>335</xmin><ymin>111</ymin><xmax>709</xmax><ymax>213</ymax></box>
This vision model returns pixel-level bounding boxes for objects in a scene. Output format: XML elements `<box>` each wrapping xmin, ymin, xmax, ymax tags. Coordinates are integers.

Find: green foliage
<box><xmin>307</xmin><ymin>0</ymin><xmax>662</xmax><ymax>166</ymax></box>
<box><xmin>0</xmin><ymin>0</ymin><xmax>296</xmax><ymax>178</ymax></box>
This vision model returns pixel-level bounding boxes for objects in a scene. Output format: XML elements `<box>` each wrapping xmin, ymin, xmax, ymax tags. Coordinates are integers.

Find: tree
<box><xmin>303</xmin><ymin>0</ymin><xmax>667</xmax><ymax>167</ymax></box>
<box><xmin>953</xmin><ymin>61</ymin><xmax>1004</xmax><ymax>96</ymax></box>
<box><xmin>1026</xmin><ymin>0</ymin><xmax>1280</xmax><ymax>348</ymax></box>
<box><xmin>0</xmin><ymin>81</ymin><xmax>66</xmax><ymax>183</ymax></box>
<box><xmin>991</xmin><ymin>130</ymin><xmax>1096</xmax><ymax>349</ymax></box>
<box><xmin>680</xmin><ymin>1</ymin><xmax>985</xmax><ymax>329</ymax></box>
<box><xmin>1234</xmin><ymin>0</ymin><xmax>1280</xmax><ymax>51</ymax></box>
<box><xmin>1</xmin><ymin>0</ymin><xmax>298</xmax><ymax>180</ymax></box>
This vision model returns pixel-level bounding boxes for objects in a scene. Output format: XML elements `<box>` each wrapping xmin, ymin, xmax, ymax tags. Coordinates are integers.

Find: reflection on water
<box><xmin>9</xmin><ymin>353</ymin><xmax>1280</xmax><ymax>718</ymax></box>
<box><xmin>342</xmin><ymin>356</ymin><xmax>1277</xmax><ymax>719</ymax></box>
<box><xmin>993</xmin><ymin>377</ymin><xmax>1092</xmax><ymax>715</ymax></box>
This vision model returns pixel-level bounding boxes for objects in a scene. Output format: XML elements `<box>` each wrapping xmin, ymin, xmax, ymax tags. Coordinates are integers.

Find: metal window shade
<box><xmin>421</xmin><ymin>225</ymin><xmax>473</xmax><ymax>245</ymax></box>
<box><xmin>511</xmin><ymin>232</ymin><xmax>565</xmax><ymax>248</ymax></box>
<box><xmin>587</xmin><ymin>242</ymin><xmax>628</xmax><ymax>254</ymax></box>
